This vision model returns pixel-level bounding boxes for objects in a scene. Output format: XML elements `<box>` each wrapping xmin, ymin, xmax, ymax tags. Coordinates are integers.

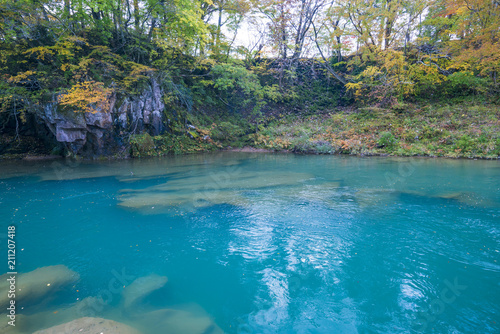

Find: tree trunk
<box><xmin>134</xmin><ymin>0</ymin><xmax>140</xmax><ymax>32</ymax></box>
<box><xmin>215</xmin><ymin>7</ymin><xmax>223</xmax><ymax>57</ymax></box>
<box><xmin>385</xmin><ymin>0</ymin><xmax>393</xmax><ymax>50</ymax></box>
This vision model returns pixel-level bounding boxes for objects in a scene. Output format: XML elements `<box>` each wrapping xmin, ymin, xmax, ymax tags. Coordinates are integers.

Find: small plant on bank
<box><xmin>391</xmin><ymin>102</ymin><xmax>409</xmax><ymax>113</ymax></box>
<box><xmin>314</xmin><ymin>141</ymin><xmax>334</xmax><ymax>154</ymax></box>
<box><xmin>453</xmin><ymin>134</ymin><xmax>479</xmax><ymax>157</ymax></box>
<box><xmin>130</xmin><ymin>133</ymin><xmax>155</xmax><ymax>157</ymax></box>
<box><xmin>378</xmin><ymin>131</ymin><xmax>398</xmax><ymax>149</ymax></box>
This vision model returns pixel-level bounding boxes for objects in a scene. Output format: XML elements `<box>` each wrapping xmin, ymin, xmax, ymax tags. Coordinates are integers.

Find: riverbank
<box><xmin>1</xmin><ymin>102</ymin><xmax>499</xmax><ymax>160</ymax></box>
<box><xmin>128</xmin><ymin>101</ymin><xmax>499</xmax><ymax>159</ymax></box>
<box><xmin>250</xmin><ymin>102</ymin><xmax>500</xmax><ymax>159</ymax></box>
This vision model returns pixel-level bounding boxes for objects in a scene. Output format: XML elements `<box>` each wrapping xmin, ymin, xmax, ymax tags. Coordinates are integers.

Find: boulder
<box><xmin>117</xmin><ymin>171</ymin><xmax>313</xmax><ymax>214</ymax></box>
<box><xmin>6</xmin><ymin>296</ymin><xmax>108</xmax><ymax>334</ymax></box>
<box><xmin>33</xmin><ymin>317</ymin><xmax>141</xmax><ymax>334</ymax></box>
<box><xmin>0</xmin><ymin>265</ymin><xmax>80</xmax><ymax>310</ymax></box>
<box><xmin>122</xmin><ymin>274</ymin><xmax>168</xmax><ymax>310</ymax></box>
<box><xmin>135</xmin><ymin>307</ymin><xmax>224</xmax><ymax>334</ymax></box>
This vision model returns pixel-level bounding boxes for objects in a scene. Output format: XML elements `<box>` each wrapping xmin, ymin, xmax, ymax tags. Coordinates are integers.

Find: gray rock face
<box><xmin>41</xmin><ymin>103</ymin><xmax>88</xmax><ymax>153</ymax></box>
<box><xmin>39</xmin><ymin>79</ymin><xmax>166</xmax><ymax>157</ymax></box>
<box><xmin>117</xmin><ymin>79</ymin><xmax>165</xmax><ymax>136</ymax></box>
<box><xmin>33</xmin><ymin>317</ymin><xmax>142</xmax><ymax>334</ymax></box>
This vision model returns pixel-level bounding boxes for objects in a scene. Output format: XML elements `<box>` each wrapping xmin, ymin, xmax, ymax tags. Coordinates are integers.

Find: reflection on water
<box><xmin>0</xmin><ymin>153</ymin><xmax>499</xmax><ymax>333</ymax></box>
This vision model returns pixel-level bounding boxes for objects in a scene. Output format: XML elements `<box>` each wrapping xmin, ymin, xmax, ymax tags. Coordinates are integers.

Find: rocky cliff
<box><xmin>39</xmin><ymin>79</ymin><xmax>166</xmax><ymax>157</ymax></box>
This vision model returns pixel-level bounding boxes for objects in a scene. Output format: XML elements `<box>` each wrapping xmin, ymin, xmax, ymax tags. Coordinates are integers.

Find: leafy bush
<box><xmin>204</xmin><ymin>61</ymin><xmax>265</xmax><ymax>113</ymax></box>
<box><xmin>378</xmin><ymin>131</ymin><xmax>397</xmax><ymax>148</ymax></box>
<box><xmin>453</xmin><ymin>134</ymin><xmax>478</xmax><ymax>156</ymax></box>
<box><xmin>313</xmin><ymin>140</ymin><xmax>334</xmax><ymax>154</ymax></box>
<box><xmin>130</xmin><ymin>133</ymin><xmax>155</xmax><ymax>157</ymax></box>
<box><xmin>399</xmin><ymin>128</ymin><xmax>418</xmax><ymax>143</ymax></box>
<box><xmin>446</xmin><ymin>71</ymin><xmax>489</xmax><ymax>96</ymax></box>
<box><xmin>210</xmin><ymin>121</ymin><xmax>245</xmax><ymax>143</ymax></box>
<box><xmin>493</xmin><ymin>138</ymin><xmax>500</xmax><ymax>156</ymax></box>
<box><xmin>353</xmin><ymin>108</ymin><xmax>379</xmax><ymax>120</ymax></box>
<box><xmin>420</xmin><ymin>125</ymin><xmax>444</xmax><ymax>140</ymax></box>
<box><xmin>289</xmin><ymin>137</ymin><xmax>315</xmax><ymax>153</ymax></box>
<box><xmin>391</xmin><ymin>102</ymin><xmax>409</xmax><ymax>113</ymax></box>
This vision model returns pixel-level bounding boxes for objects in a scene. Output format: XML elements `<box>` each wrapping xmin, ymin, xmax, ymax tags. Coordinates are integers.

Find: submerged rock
<box><xmin>135</xmin><ymin>306</ymin><xmax>223</xmax><ymax>334</ymax></box>
<box><xmin>354</xmin><ymin>188</ymin><xmax>396</xmax><ymax>208</ymax></box>
<box><xmin>396</xmin><ymin>190</ymin><xmax>499</xmax><ymax>208</ymax></box>
<box><xmin>0</xmin><ymin>265</ymin><xmax>79</xmax><ymax>310</ymax></box>
<box><xmin>434</xmin><ymin>191</ymin><xmax>498</xmax><ymax>207</ymax></box>
<box><xmin>35</xmin><ymin>152</ymin><xmax>243</xmax><ymax>182</ymax></box>
<box><xmin>33</xmin><ymin>317</ymin><xmax>141</xmax><ymax>334</ymax></box>
<box><xmin>290</xmin><ymin>181</ymin><xmax>341</xmax><ymax>205</ymax></box>
<box><xmin>122</xmin><ymin>274</ymin><xmax>168</xmax><ymax>310</ymax></box>
<box><xmin>118</xmin><ymin>171</ymin><xmax>313</xmax><ymax>213</ymax></box>
<box><xmin>11</xmin><ymin>296</ymin><xmax>110</xmax><ymax>333</ymax></box>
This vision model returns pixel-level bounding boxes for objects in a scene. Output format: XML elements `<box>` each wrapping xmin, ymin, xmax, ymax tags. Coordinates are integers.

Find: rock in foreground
<box><xmin>33</xmin><ymin>317</ymin><xmax>142</xmax><ymax>334</ymax></box>
<box><xmin>0</xmin><ymin>265</ymin><xmax>79</xmax><ymax>309</ymax></box>
<box><xmin>136</xmin><ymin>306</ymin><xmax>224</xmax><ymax>334</ymax></box>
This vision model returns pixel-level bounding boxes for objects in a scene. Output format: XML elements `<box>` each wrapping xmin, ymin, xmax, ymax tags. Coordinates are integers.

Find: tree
<box><xmin>58</xmin><ymin>80</ymin><xmax>112</xmax><ymax>113</ymax></box>
<box><xmin>201</xmin><ymin>0</ymin><xmax>251</xmax><ymax>58</ymax></box>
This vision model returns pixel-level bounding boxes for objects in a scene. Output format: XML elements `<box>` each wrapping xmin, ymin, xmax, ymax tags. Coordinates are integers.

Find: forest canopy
<box><xmin>0</xmin><ymin>0</ymin><xmax>498</xmax><ymax>120</ymax></box>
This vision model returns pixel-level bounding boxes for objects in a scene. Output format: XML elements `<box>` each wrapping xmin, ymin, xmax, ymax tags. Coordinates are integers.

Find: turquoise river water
<box><xmin>0</xmin><ymin>153</ymin><xmax>499</xmax><ymax>333</ymax></box>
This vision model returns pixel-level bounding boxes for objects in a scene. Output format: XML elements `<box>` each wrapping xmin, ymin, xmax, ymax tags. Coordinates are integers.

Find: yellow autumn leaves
<box><xmin>58</xmin><ymin>81</ymin><xmax>112</xmax><ymax>114</ymax></box>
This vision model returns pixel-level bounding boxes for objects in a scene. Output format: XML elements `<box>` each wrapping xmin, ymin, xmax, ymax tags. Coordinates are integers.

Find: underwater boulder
<box><xmin>117</xmin><ymin>171</ymin><xmax>314</xmax><ymax>213</ymax></box>
<box><xmin>0</xmin><ymin>265</ymin><xmax>80</xmax><ymax>310</ymax></box>
<box><xmin>0</xmin><ymin>320</ymin><xmax>23</xmax><ymax>334</ymax></box>
<box><xmin>11</xmin><ymin>296</ymin><xmax>110</xmax><ymax>333</ymax></box>
<box><xmin>121</xmin><ymin>274</ymin><xmax>168</xmax><ymax>310</ymax></box>
<box><xmin>135</xmin><ymin>307</ymin><xmax>224</xmax><ymax>334</ymax></box>
<box><xmin>32</xmin><ymin>317</ymin><xmax>142</xmax><ymax>334</ymax></box>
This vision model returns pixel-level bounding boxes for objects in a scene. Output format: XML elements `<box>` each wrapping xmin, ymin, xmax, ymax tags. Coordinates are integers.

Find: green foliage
<box><xmin>1</xmin><ymin>0</ymin><xmax>499</xmax><ymax>160</ymax></box>
<box><xmin>129</xmin><ymin>130</ymin><xmax>222</xmax><ymax>157</ymax></box>
<box><xmin>419</xmin><ymin>125</ymin><xmax>444</xmax><ymax>140</ymax></box>
<box><xmin>453</xmin><ymin>135</ymin><xmax>478</xmax><ymax>156</ymax></box>
<box><xmin>446</xmin><ymin>72</ymin><xmax>489</xmax><ymax>96</ymax></box>
<box><xmin>210</xmin><ymin>121</ymin><xmax>245</xmax><ymax>143</ymax></box>
<box><xmin>253</xmin><ymin>103</ymin><xmax>500</xmax><ymax>158</ymax></box>
<box><xmin>494</xmin><ymin>138</ymin><xmax>500</xmax><ymax>156</ymax></box>
<box><xmin>289</xmin><ymin>138</ymin><xmax>316</xmax><ymax>153</ymax></box>
<box><xmin>378</xmin><ymin>132</ymin><xmax>398</xmax><ymax>148</ymax></box>
<box><xmin>130</xmin><ymin>133</ymin><xmax>155</xmax><ymax>157</ymax></box>
<box><xmin>206</xmin><ymin>61</ymin><xmax>266</xmax><ymax>112</ymax></box>
<box><xmin>346</xmin><ymin>49</ymin><xmax>414</xmax><ymax>107</ymax></box>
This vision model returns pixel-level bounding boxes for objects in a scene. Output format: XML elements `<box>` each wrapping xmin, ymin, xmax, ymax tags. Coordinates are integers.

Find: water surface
<box><xmin>0</xmin><ymin>153</ymin><xmax>499</xmax><ymax>333</ymax></box>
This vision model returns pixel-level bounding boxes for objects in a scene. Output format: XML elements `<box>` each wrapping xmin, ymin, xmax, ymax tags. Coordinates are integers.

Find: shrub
<box><xmin>211</xmin><ymin>121</ymin><xmax>245</xmax><ymax>143</ymax></box>
<box><xmin>493</xmin><ymin>138</ymin><xmax>500</xmax><ymax>156</ymax></box>
<box><xmin>378</xmin><ymin>131</ymin><xmax>397</xmax><ymax>148</ymax></box>
<box><xmin>453</xmin><ymin>134</ymin><xmax>478</xmax><ymax>156</ymax></box>
<box><xmin>130</xmin><ymin>133</ymin><xmax>155</xmax><ymax>157</ymax></box>
<box><xmin>446</xmin><ymin>71</ymin><xmax>489</xmax><ymax>96</ymax></box>
<box><xmin>313</xmin><ymin>140</ymin><xmax>334</xmax><ymax>154</ymax></box>
<box><xmin>420</xmin><ymin>125</ymin><xmax>444</xmax><ymax>140</ymax></box>
<box><xmin>290</xmin><ymin>137</ymin><xmax>315</xmax><ymax>153</ymax></box>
